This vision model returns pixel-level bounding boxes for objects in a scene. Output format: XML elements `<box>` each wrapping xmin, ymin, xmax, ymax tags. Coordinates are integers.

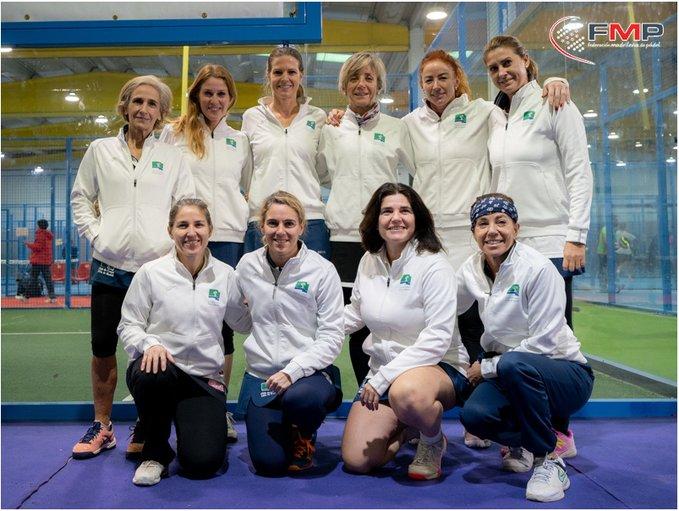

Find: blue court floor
<box><xmin>2</xmin><ymin>418</ymin><xmax>676</xmax><ymax>508</ymax></box>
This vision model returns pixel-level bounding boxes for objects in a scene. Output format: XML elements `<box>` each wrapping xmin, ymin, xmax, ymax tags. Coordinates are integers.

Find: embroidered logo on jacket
<box><xmin>151</xmin><ymin>161</ymin><xmax>164</xmax><ymax>171</ymax></box>
<box><xmin>454</xmin><ymin>113</ymin><xmax>467</xmax><ymax>124</ymax></box>
<box><xmin>225</xmin><ymin>138</ymin><xmax>237</xmax><ymax>148</ymax></box>
<box><xmin>506</xmin><ymin>284</ymin><xmax>520</xmax><ymax>296</ymax></box>
<box><xmin>208</xmin><ymin>289</ymin><xmax>221</xmax><ymax>300</ymax></box>
<box><xmin>306</xmin><ymin>120</ymin><xmax>316</xmax><ymax>130</ymax></box>
<box><xmin>295</xmin><ymin>281</ymin><xmax>310</xmax><ymax>293</ymax></box>
<box><xmin>374</xmin><ymin>132</ymin><xmax>386</xmax><ymax>143</ymax></box>
<box><xmin>522</xmin><ymin>111</ymin><xmax>535</xmax><ymax>121</ymax></box>
<box><xmin>400</xmin><ymin>274</ymin><xmax>412</xmax><ymax>285</ymax></box>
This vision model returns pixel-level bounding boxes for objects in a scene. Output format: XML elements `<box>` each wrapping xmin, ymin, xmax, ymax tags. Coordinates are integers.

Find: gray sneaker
<box><xmin>407</xmin><ymin>435</ymin><xmax>447</xmax><ymax>480</ymax></box>
<box><xmin>501</xmin><ymin>446</ymin><xmax>534</xmax><ymax>473</ymax></box>
<box><xmin>133</xmin><ymin>460</ymin><xmax>168</xmax><ymax>486</ymax></box>
<box><xmin>226</xmin><ymin>411</ymin><xmax>238</xmax><ymax>443</ymax></box>
<box><xmin>526</xmin><ymin>457</ymin><xmax>570</xmax><ymax>502</ymax></box>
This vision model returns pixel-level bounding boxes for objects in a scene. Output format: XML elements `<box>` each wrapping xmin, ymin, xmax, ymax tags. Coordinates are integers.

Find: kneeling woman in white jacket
<box><xmin>119</xmin><ymin>198</ymin><xmax>251</xmax><ymax>486</ymax></box>
<box><xmin>235</xmin><ymin>191</ymin><xmax>344</xmax><ymax>475</ymax></box>
<box><xmin>342</xmin><ymin>183</ymin><xmax>470</xmax><ymax>481</ymax></box>
<box><xmin>458</xmin><ymin>193</ymin><xmax>594</xmax><ymax>503</ymax></box>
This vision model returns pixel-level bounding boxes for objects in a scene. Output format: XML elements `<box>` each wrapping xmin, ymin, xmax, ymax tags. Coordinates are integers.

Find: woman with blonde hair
<box><xmin>242</xmin><ymin>47</ymin><xmax>329</xmax><ymax>258</ymax></box>
<box><xmin>235</xmin><ymin>190</ymin><xmax>344</xmax><ymax>475</ymax></box>
<box><xmin>160</xmin><ymin>64</ymin><xmax>252</xmax><ymax>442</ymax></box>
<box><xmin>317</xmin><ymin>50</ymin><xmax>415</xmax><ymax>386</ymax></box>
<box><xmin>71</xmin><ymin>75</ymin><xmax>194</xmax><ymax>460</ymax></box>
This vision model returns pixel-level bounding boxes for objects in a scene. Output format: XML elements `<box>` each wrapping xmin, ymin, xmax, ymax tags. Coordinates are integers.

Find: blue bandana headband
<box><xmin>470</xmin><ymin>196</ymin><xmax>518</xmax><ymax>228</ymax></box>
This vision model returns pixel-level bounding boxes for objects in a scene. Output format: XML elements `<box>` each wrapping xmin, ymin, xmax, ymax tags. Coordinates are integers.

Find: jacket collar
<box><xmin>258</xmin><ymin>241</ymin><xmax>308</xmax><ymax>273</ymax></box>
<box><xmin>421</xmin><ymin>93</ymin><xmax>469</xmax><ymax>121</ymax></box>
<box><xmin>198</xmin><ymin>114</ymin><xmax>232</xmax><ymax>137</ymax></box>
<box><xmin>345</xmin><ymin>103</ymin><xmax>381</xmax><ymax>127</ymax></box>
<box><xmin>171</xmin><ymin>247</ymin><xmax>215</xmax><ymax>281</ymax></box>
<box><xmin>377</xmin><ymin>239</ymin><xmax>417</xmax><ymax>276</ymax></box>
<box><xmin>117</xmin><ymin>125</ymin><xmax>157</xmax><ymax>152</ymax></box>
<box><xmin>508</xmin><ymin>80</ymin><xmax>541</xmax><ymax>117</ymax></box>
<box><xmin>257</xmin><ymin>96</ymin><xmax>312</xmax><ymax>125</ymax></box>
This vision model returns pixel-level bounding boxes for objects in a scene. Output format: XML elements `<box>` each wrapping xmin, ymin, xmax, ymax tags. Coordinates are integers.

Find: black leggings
<box><xmin>126</xmin><ymin>358</ymin><xmax>227</xmax><ymax>477</ymax></box>
<box><xmin>91</xmin><ymin>282</ymin><xmax>128</xmax><ymax>357</ymax></box>
<box><xmin>245</xmin><ymin>372</ymin><xmax>338</xmax><ymax>475</ymax></box>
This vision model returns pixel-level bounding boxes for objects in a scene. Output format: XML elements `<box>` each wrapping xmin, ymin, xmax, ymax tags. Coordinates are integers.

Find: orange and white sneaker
<box><xmin>72</xmin><ymin>421</ymin><xmax>116</xmax><ymax>459</ymax></box>
<box><xmin>408</xmin><ymin>435</ymin><xmax>447</xmax><ymax>480</ymax></box>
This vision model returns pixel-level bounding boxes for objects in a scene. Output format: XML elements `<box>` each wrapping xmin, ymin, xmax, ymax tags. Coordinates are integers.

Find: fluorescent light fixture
<box><xmin>643</xmin><ymin>88</ymin><xmax>649</xmax><ymax>93</ymax></box>
<box><xmin>633</xmin><ymin>89</ymin><xmax>639</xmax><ymax>94</ymax></box>
<box><xmin>607</xmin><ymin>131</ymin><xmax>619</xmax><ymax>140</ymax></box>
<box><xmin>635</xmin><ymin>141</ymin><xmax>643</xmax><ymax>148</ymax></box>
<box><xmin>379</xmin><ymin>96</ymin><xmax>394</xmax><ymax>105</ymax></box>
<box><xmin>564</xmin><ymin>21</ymin><xmax>584</xmax><ymax>30</ymax></box>
<box><xmin>667</xmin><ymin>157</ymin><xmax>676</xmax><ymax>163</ymax></box>
<box><xmin>33</xmin><ymin>166</ymin><xmax>44</xmax><ymax>174</ymax></box>
<box><xmin>0</xmin><ymin>47</ymin><xmax>12</xmax><ymax>53</ymax></box>
<box><xmin>316</xmin><ymin>53</ymin><xmax>352</xmax><ymax>64</ymax></box>
<box><xmin>65</xmin><ymin>92</ymin><xmax>80</xmax><ymax>103</ymax></box>
<box><xmin>583</xmin><ymin>110</ymin><xmax>598</xmax><ymax>119</ymax></box>
<box><xmin>0</xmin><ymin>152</ymin><xmax>4</xmax><ymax>158</ymax></box>
<box><xmin>95</xmin><ymin>115</ymin><xmax>108</xmax><ymax>125</ymax></box>
<box><xmin>449</xmin><ymin>50</ymin><xmax>474</xmax><ymax>59</ymax></box>
<box><xmin>615</xmin><ymin>160</ymin><xmax>626</xmax><ymax>167</ymax></box>
<box><xmin>426</xmin><ymin>10</ymin><xmax>447</xmax><ymax>21</ymax></box>
<box><xmin>674</xmin><ymin>145</ymin><xmax>677</xmax><ymax>151</ymax></box>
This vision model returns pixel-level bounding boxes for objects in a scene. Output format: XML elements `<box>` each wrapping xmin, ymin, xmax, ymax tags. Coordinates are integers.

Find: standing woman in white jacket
<box><xmin>242</xmin><ymin>47</ymin><xmax>329</xmax><ymax>258</ymax></box>
<box><xmin>119</xmin><ymin>198</ymin><xmax>251</xmax><ymax>486</ymax></box>
<box><xmin>317</xmin><ymin>51</ymin><xmax>415</xmax><ymax>387</ymax></box>
<box><xmin>341</xmin><ymin>183</ymin><xmax>470</xmax><ymax>481</ymax></box>
<box><xmin>235</xmin><ymin>191</ymin><xmax>344</xmax><ymax>475</ymax></box>
<box><xmin>70</xmin><ymin>75</ymin><xmax>195</xmax><ymax>461</ymax></box>
<box><xmin>160</xmin><ymin>64</ymin><xmax>252</xmax><ymax>441</ymax></box>
<box><xmin>458</xmin><ymin>193</ymin><xmax>594</xmax><ymax>503</ymax></box>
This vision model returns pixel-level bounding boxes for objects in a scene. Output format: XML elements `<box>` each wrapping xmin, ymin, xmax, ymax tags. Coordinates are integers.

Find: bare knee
<box><xmin>389</xmin><ymin>380</ymin><xmax>429</xmax><ymax>417</ymax></box>
<box><xmin>341</xmin><ymin>447</ymin><xmax>376</xmax><ymax>474</ymax></box>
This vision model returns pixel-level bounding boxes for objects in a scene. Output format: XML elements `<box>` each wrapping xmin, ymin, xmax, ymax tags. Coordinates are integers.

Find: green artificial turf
<box><xmin>574</xmin><ymin>301</ymin><xmax>677</xmax><ymax>381</ymax></box>
<box><xmin>1</xmin><ymin>306</ymin><xmax>675</xmax><ymax>402</ymax></box>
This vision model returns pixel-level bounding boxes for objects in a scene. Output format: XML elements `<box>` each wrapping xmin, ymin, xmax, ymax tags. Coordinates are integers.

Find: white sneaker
<box><xmin>501</xmin><ymin>446</ymin><xmax>534</xmax><ymax>473</ymax></box>
<box><xmin>133</xmin><ymin>460</ymin><xmax>168</xmax><ymax>486</ymax></box>
<box><xmin>526</xmin><ymin>457</ymin><xmax>570</xmax><ymax>502</ymax></box>
<box><xmin>226</xmin><ymin>411</ymin><xmax>238</xmax><ymax>443</ymax></box>
<box><xmin>464</xmin><ymin>430</ymin><xmax>491</xmax><ymax>449</ymax></box>
<box><xmin>408</xmin><ymin>435</ymin><xmax>447</xmax><ymax>480</ymax></box>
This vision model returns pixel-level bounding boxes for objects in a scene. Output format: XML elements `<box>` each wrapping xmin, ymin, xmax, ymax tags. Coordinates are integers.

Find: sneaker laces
<box><xmin>80</xmin><ymin>422</ymin><xmax>103</xmax><ymax>444</ymax></box>
<box><xmin>293</xmin><ymin>437</ymin><xmax>314</xmax><ymax>459</ymax></box>
<box><xmin>412</xmin><ymin>439</ymin><xmax>440</xmax><ymax>466</ymax></box>
<box><xmin>531</xmin><ymin>459</ymin><xmax>560</xmax><ymax>484</ymax></box>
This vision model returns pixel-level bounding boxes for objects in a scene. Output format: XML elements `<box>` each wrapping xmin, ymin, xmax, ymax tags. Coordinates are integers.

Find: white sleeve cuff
<box><xmin>481</xmin><ymin>356</ymin><xmax>501</xmax><ymax>379</ymax></box>
<box><xmin>566</xmin><ymin>227</ymin><xmax>589</xmax><ymax>244</ymax></box>
<box><xmin>282</xmin><ymin>361</ymin><xmax>305</xmax><ymax>384</ymax></box>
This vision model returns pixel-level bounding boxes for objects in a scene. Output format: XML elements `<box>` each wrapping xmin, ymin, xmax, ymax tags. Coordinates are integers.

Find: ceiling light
<box><xmin>583</xmin><ymin>110</ymin><xmax>598</xmax><ymax>119</ymax></box>
<box><xmin>633</xmin><ymin>89</ymin><xmax>640</xmax><ymax>94</ymax></box>
<box><xmin>316</xmin><ymin>53</ymin><xmax>352</xmax><ymax>64</ymax></box>
<box><xmin>94</xmin><ymin>115</ymin><xmax>108</xmax><ymax>125</ymax></box>
<box><xmin>0</xmin><ymin>152</ymin><xmax>4</xmax><ymax>158</ymax></box>
<box><xmin>564</xmin><ymin>21</ymin><xmax>584</xmax><ymax>30</ymax></box>
<box><xmin>379</xmin><ymin>96</ymin><xmax>394</xmax><ymax>105</ymax></box>
<box><xmin>33</xmin><ymin>166</ymin><xmax>44</xmax><ymax>174</ymax></box>
<box><xmin>426</xmin><ymin>10</ymin><xmax>447</xmax><ymax>21</ymax></box>
<box><xmin>674</xmin><ymin>145</ymin><xmax>677</xmax><ymax>151</ymax></box>
<box><xmin>65</xmin><ymin>92</ymin><xmax>80</xmax><ymax>103</ymax></box>
<box><xmin>608</xmin><ymin>131</ymin><xmax>619</xmax><ymax>140</ymax></box>
<box><xmin>643</xmin><ymin>88</ymin><xmax>649</xmax><ymax>93</ymax></box>
<box><xmin>667</xmin><ymin>157</ymin><xmax>676</xmax><ymax>163</ymax></box>
<box><xmin>0</xmin><ymin>47</ymin><xmax>12</xmax><ymax>53</ymax></box>
<box><xmin>615</xmin><ymin>160</ymin><xmax>626</xmax><ymax>167</ymax></box>
<box><xmin>587</xmin><ymin>144</ymin><xmax>591</xmax><ymax>149</ymax></box>
<box><xmin>635</xmin><ymin>141</ymin><xmax>643</xmax><ymax>148</ymax></box>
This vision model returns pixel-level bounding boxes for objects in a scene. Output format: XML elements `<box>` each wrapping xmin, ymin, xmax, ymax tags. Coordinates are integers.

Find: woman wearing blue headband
<box><xmin>458</xmin><ymin>193</ymin><xmax>594</xmax><ymax>503</ymax></box>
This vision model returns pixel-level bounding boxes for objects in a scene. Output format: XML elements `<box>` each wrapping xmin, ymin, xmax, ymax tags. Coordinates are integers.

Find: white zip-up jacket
<box><xmin>317</xmin><ymin>109</ymin><xmax>415</xmax><ymax>242</ymax></box>
<box><xmin>345</xmin><ymin>241</ymin><xmax>469</xmax><ymax>395</ymax></box>
<box><xmin>457</xmin><ymin>242</ymin><xmax>587</xmax><ymax>379</ymax></box>
<box><xmin>241</xmin><ymin>97</ymin><xmax>327</xmax><ymax>222</ymax></box>
<box><xmin>488</xmin><ymin>80</ymin><xmax>593</xmax><ymax>245</ymax></box>
<box><xmin>71</xmin><ymin>128</ymin><xmax>195</xmax><ymax>272</ymax></box>
<box><xmin>404</xmin><ymin>95</ymin><xmax>505</xmax><ymax>230</ymax></box>
<box><xmin>159</xmin><ymin>117</ymin><xmax>252</xmax><ymax>243</ymax></box>
<box><xmin>235</xmin><ymin>243</ymin><xmax>344</xmax><ymax>383</ymax></box>
<box><xmin>118</xmin><ymin>250</ymin><xmax>251</xmax><ymax>381</ymax></box>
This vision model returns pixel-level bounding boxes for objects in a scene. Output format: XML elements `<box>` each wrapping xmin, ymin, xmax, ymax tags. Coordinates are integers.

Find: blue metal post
<box><xmin>4</xmin><ymin>210</ymin><xmax>11</xmax><ymax>295</ymax></box>
<box><xmin>457</xmin><ymin>3</ymin><xmax>467</xmax><ymax>71</ymax></box>
<box><xmin>64</xmin><ymin>138</ymin><xmax>73</xmax><ymax>309</ymax></box>
<box><xmin>598</xmin><ymin>64</ymin><xmax>617</xmax><ymax>303</ymax></box>
<box><xmin>651</xmin><ymin>46</ymin><xmax>673</xmax><ymax>312</ymax></box>
<box><xmin>50</xmin><ymin>173</ymin><xmax>56</xmax><ymax>266</ymax></box>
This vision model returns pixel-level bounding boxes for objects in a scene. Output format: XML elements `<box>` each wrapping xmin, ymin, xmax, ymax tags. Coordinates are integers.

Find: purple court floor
<box><xmin>2</xmin><ymin>418</ymin><xmax>676</xmax><ymax>508</ymax></box>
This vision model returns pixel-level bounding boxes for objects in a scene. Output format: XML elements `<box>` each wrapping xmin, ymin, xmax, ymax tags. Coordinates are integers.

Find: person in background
<box><xmin>119</xmin><ymin>198</ymin><xmax>250</xmax><ymax>486</ymax></box>
<box><xmin>161</xmin><ymin>63</ymin><xmax>252</xmax><ymax>443</ymax></box>
<box><xmin>235</xmin><ymin>191</ymin><xmax>344</xmax><ymax>475</ymax></box>
<box><xmin>23</xmin><ymin>219</ymin><xmax>56</xmax><ymax>303</ymax></box>
<box><xmin>70</xmin><ymin>75</ymin><xmax>195</xmax><ymax>461</ymax></box>
<box><xmin>316</xmin><ymin>50</ymin><xmax>415</xmax><ymax>387</ymax></box>
<box><xmin>458</xmin><ymin>193</ymin><xmax>593</xmax><ymax>502</ymax></box>
<box><xmin>341</xmin><ymin>183</ymin><xmax>469</xmax><ymax>481</ymax></box>
<box><xmin>484</xmin><ymin>35</ymin><xmax>593</xmax><ymax>458</ymax></box>
<box><xmin>241</xmin><ymin>46</ymin><xmax>329</xmax><ymax>258</ymax></box>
